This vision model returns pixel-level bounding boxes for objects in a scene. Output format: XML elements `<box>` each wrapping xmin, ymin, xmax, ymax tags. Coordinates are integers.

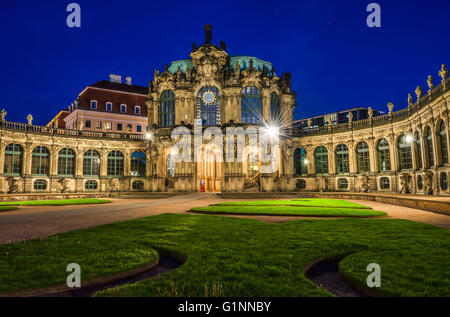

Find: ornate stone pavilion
<box><xmin>1</xmin><ymin>26</ymin><xmax>450</xmax><ymax>196</ymax></box>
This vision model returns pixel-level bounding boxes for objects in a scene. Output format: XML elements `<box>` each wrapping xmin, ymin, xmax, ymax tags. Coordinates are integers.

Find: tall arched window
<box><xmin>398</xmin><ymin>135</ymin><xmax>412</xmax><ymax>170</ymax></box>
<box><xmin>335</xmin><ymin>144</ymin><xmax>349</xmax><ymax>174</ymax></box>
<box><xmin>293</xmin><ymin>148</ymin><xmax>307</xmax><ymax>176</ymax></box>
<box><xmin>425</xmin><ymin>126</ymin><xmax>434</xmax><ymax>167</ymax></box>
<box><xmin>439</xmin><ymin>121</ymin><xmax>448</xmax><ymax>165</ymax></box>
<box><xmin>197</xmin><ymin>86</ymin><xmax>221</xmax><ymax>126</ymax></box>
<box><xmin>270</xmin><ymin>92</ymin><xmax>281</xmax><ymax>122</ymax></box>
<box><xmin>414</xmin><ymin>131</ymin><xmax>423</xmax><ymax>169</ymax></box>
<box><xmin>241</xmin><ymin>86</ymin><xmax>262</xmax><ymax>124</ymax></box>
<box><xmin>166</xmin><ymin>154</ymin><xmax>175</xmax><ymax>177</ymax></box>
<box><xmin>314</xmin><ymin>146</ymin><xmax>328</xmax><ymax>175</ymax></box>
<box><xmin>83</xmin><ymin>150</ymin><xmax>100</xmax><ymax>176</ymax></box>
<box><xmin>160</xmin><ymin>90</ymin><xmax>175</xmax><ymax>127</ymax></box>
<box><xmin>131</xmin><ymin>151</ymin><xmax>146</xmax><ymax>177</ymax></box>
<box><xmin>377</xmin><ymin>139</ymin><xmax>391</xmax><ymax>172</ymax></box>
<box><xmin>58</xmin><ymin>148</ymin><xmax>75</xmax><ymax>177</ymax></box>
<box><xmin>4</xmin><ymin>144</ymin><xmax>23</xmax><ymax>176</ymax></box>
<box><xmin>107</xmin><ymin>151</ymin><xmax>124</xmax><ymax>177</ymax></box>
<box><xmin>356</xmin><ymin>142</ymin><xmax>370</xmax><ymax>173</ymax></box>
<box><xmin>31</xmin><ymin>146</ymin><xmax>49</xmax><ymax>176</ymax></box>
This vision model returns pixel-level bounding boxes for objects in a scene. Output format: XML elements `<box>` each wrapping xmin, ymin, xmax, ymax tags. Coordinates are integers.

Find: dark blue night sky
<box><xmin>1</xmin><ymin>0</ymin><xmax>449</xmax><ymax>125</ymax></box>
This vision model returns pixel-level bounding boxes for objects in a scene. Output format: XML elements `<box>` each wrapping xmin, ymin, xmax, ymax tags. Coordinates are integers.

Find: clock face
<box><xmin>202</xmin><ymin>90</ymin><xmax>216</xmax><ymax>105</ymax></box>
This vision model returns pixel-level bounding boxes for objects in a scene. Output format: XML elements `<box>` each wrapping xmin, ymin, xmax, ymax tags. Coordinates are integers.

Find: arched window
<box><xmin>425</xmin><ymin>126</ymin><xmax>434</xmax><ymax>167</ymax></box>
<box><xmin>377</xmin><ymin>139</ymin><xmax>391</xmax><ymax>172</ymax></box>
<box><xmin>398</xmin><ymin>135</ymin><xmax>412</xmax><ymax>170</ymax></box>
<box><xmin>131</xmin><ymin>151</ymin><xmax>146</xmax><ymax>177</ymax></box>
<box><xmin>356</xmin><ymin>142</ymin><xmax>370</xmax><ymax>173</ymax></box>
<box><xmin>197</xmin><ymin>86</ymin><xmax>221</xmax><ymax>126</ymax></box>
<box><xmin>132</xmin><ymin>180</ymin><xmax>145</xmax><ymax>191</ymax></box>
<box><xmin>160</xmin><ymin>90</ymin><xmax>175</xmax><ymax>127</ymax></box>
<box><xmin>166</xmin><ymin>154</ymin><xmax>175</xmax><ymax>177</ymax></box>
<box><xmin>380</xmin><ymin>177</ymin><xmax>390</xmax><ymax>189</ymax></box>
<box><xmin>58</xmin><ymin>148</ymin><xmax>75</xmax><ymax>177</ymax></box>
<box><xmin>296</xmin><ymin>179</ymin><xmax>306</xmax><ymax>190</ymax></box>
<box><xmin>335</xmin><ymin>144</ymin><xmax>349</xmax><ymax>174</ymax></box>
<box><xmin>107</xmin><ymin>151</ymin><xmax>124</xmax><ymax>177</ymax></box>
<box><xmin>85</xmin><ymin>180</ymin><xmax>98</xmax><ymax>190</ymax></box>
<box><xmin>338</xmin><ymin>178</ymin><xmax>348</xmax><ymax>189</ymax></box>
<box><xmin>293</xmin><ymin>148</ymin><xmax>307</xmax><ymax>176</ymax></box>
<box><xmin>34</xmin><ymin>179</ymin><xmax>47</xmax><ymax>190</ymax></box>
<box><xmin>270</xmin><ymin>92</ymin><xmax>281</xmax><ymax>122</ymax></box>
<box><xmin>83</xmin><ymin>150</ymin><xmax>100</xmax><ymax>176</ymax></box>
<box><xmin>247</xmin><ymin>152</ymin><xmax>259</xmax><ymax>177</ymax></box>
<box><xmin>314</xmin><ymin>146</ymin><xmax>328</xmax><ymax>175</ymax></box>
<box><xmin>417</xmin><ymin>175</ymin><xmax>423</xmax><ymax>190</ymax></box>
<box><xmin>241</xmin><ymin>86</ymin><xmax>262</xmax><ymax>124</ymax></box>
<box><xmin>31</xmin><ymin>146</ymin><xmax>49</xmax><ymax>176</ymax></box>
<box><xmin>439</xmin><ymin>121</ymin><xmax>448</xmax><ymax>165</ymax></box>
<box><xmin>414</xmin><ymin>131</ymin><xmax>423</xmax><ymax>169</ymax></box>
<box><xmin>4</xmin><ymin>144</ymin><xmax>23</xmax><ymax>176</ymax></box>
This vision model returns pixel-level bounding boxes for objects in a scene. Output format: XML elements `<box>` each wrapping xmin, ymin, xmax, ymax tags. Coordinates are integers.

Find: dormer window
<box><xmin>134</xmin><ymin>106</ymin><xmax>141</xmax><ymax>115</ymax></box>
<box><xmin>120</xmin><ymin>104</ymin><xmax>127</xmax><ymax>113</ymax></box>
<box><xmin>90</xmin><ymin>100</ymin><xmax>97</xmax><ymax>109</ymax></box>
<box><xmin>106</xmin><ymin>102</ymin><xmax>112</xmax><ymax>111</ymax></box>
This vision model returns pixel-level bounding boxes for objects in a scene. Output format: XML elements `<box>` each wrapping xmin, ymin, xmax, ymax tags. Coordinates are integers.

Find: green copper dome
<box><xmin>168</xmin><ymin>56</ymin><xmax>276</xmax><ymax>76</ymax></box>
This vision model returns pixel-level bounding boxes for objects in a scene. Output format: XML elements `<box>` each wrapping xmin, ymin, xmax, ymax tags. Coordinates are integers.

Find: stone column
<box><xmin>327</xmin><ymin>143</ymin><xmax>335</xmax><ymax>175</ymax></box>
<box><xmin>368</xmin><ymin>137</ymin><xmax>377</xmax><ymax>174</ymax></box>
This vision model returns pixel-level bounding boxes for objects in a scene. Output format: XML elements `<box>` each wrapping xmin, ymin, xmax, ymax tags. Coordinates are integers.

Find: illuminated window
<box><xmin>314</xmin><ymin>146</ymin><xmax>328</xmax><ymax>175</ymax></box>
<box><xmin>107</xmin><ymin>151</ymin><xmax>124</xmax><ymax>177</ymax></box>
<box><xmin>241</xmin><ymin>86</ymin><xmax>262</xmax><ymax>124</ymax></box>
<box><xmin>425</xmin><ymin>126</ymin><xmax>434</xmax><ymax>167</ymax></box>
<box><xmin>58</xmin><ymin>148</ymin><xmax>75</xmax><ymax>177</ymax></box>
<box><xmin>356</xmin><ymin>142</ymin><xmax>370</xmax><ymax>173</ymax></box>
<box><xmin>398</xmin><ymin>135</ymin><xmax>412</xmax><ymax>170</ymax></box>
<box><xmin>197</xmin><ymin>86</ymin><xmax>220</xmax><ymax>126</ymax></box>
<box><xmin>131</xmin><ymin>151</ymin><xmax>146</xmax><ymax>177</ymax></box>
<box><xmin>160</xmin><ymin>90</ymin><xmax>175</xmax><ymax>127</ymax></box>
<box><xmin>335</xmin><ymin>144</ymin><xmax>349</xmax><ymax>174</ymax></box>
<box><xmin>31</xmin><ymin>146</ymin><xmax>49</xmax><ymax>176</ymax></box>
<box><xmin>83</xmin><ymin>150</ymin><xmax>100</xmax><ymax>176</ymax></box>
<box><xmin>293</xmin><ymin>148</ymin><xmax>307</xmax><ymax>176</ymax></box>
<box><xmin>377</xmin><ymin>139</ymin><xmax>391</xmax><ymax>172</ymax></box>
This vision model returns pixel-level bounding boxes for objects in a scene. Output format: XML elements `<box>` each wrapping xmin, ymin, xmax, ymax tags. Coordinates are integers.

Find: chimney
<box><xmin>125</xmin><ymin>76</ymin><xmax>132</xmax><ymax>85</ymax></box>
<box><xmin>109</xmin><ymin>74</ymin><xmax>122</xmax><ymax>83</ymax></box>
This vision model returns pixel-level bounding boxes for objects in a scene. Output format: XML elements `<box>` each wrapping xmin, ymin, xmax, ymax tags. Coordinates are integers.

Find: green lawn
<box><xmin>0</xmin><ymin>199</ymin><xmax>110</xmax><ymax>206</ymax></box>
<box><xmin>213</xmin><ymin>199</ymin><xmax>371</xmax><ymax>209</ymax></box>
<box><xmin>0</xmin><ymin>214</ymin><xmax>448</xmax><ymax>297</ymax></box>
<box><xmin>0</xmin><ymin>206</ymin><xmax>19</xmax><ymax>212</ymax></box>
<box><xmin>190</xmin><ymin>206</ymin><xmax>386</xmax><ymax>217</ymax></box>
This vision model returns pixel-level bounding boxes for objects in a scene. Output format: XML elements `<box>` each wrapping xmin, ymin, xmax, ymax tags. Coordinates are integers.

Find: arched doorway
<box><xmin>196</xmin><ymin>145</ymin><xmax>222</xmax><ymax>192</ymax></box>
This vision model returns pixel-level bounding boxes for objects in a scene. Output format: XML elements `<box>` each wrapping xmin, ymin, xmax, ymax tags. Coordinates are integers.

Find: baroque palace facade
<box><xmin>1</xmin><ymin>26</ymin><xmax>450</xmax><ymax>196</ymax></box>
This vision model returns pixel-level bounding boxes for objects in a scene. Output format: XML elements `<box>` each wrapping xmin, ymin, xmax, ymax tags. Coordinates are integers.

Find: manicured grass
<box><xmin>212</xmin><ymin>199</ymin><xmax>371</xmax><ymax>209</ymax></box>
<box><xmin>0</xmin><ymin>214</ymin><xmax>448</xmax><ymax>296</ymax></box>
<box><xmin>0</xmin><ymin>199</ymin><xmax>110</xmax><ymax>206</ymax></box>
<box><xmin>190</xmin><ymin>206</ymin><xmax>386</xmax><ymax>217</ymax></box>
<box><xmin>0</xmin><ymin>206</ymin><xmax>18</xmax><ymax>212</ymax></box>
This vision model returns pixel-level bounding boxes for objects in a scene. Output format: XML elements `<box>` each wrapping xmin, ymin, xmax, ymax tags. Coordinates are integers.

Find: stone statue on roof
<box><xmin>0</xmin><ymin>108</ymin><xmax>6</xmax><ymax>122</ymax></box>
<box><xmin>205</xmin><ymin>24</ymin><xmax>212</xmax><ymax>44</ymax></box>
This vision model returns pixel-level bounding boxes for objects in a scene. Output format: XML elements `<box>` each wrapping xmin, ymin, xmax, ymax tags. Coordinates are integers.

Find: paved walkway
<box><xmin>0</xmin><ymin>193</ymin><xmax>448</xmax><ymax>244</ymax></box>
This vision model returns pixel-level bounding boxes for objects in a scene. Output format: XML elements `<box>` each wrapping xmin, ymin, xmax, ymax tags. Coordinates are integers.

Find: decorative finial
<box><xmin>408</xmin><ymin>94</ymin><xmax>413</xmax><ymax>106</ymax></box>
<box><xmin>204</xmin><ymin>24</ymin><xmax>212</xmax><ymax>44</ymax></box>
<box><xmin>192</xmin><ymin>42</ymin><xmax>196</xmax><ymax>51</ymax></box>
<box><xmin>439</xmin><ymin>64</ymin><xmax>448</xmax><ymax>82</ymax></box>
<box><xmin>219</xmin><ymin>40</ymin><xmax>226</xmax><ymax>50</ymax></box>
<box><xmin>368</xmin><ymin>107</ymin><xmax>373</xmax><ymax>118</ymax></box>
<box><xmin>27</xmin><ymin>114</ymin><xmax>33</xmax><ymax>125</ymax></box>
<box><xmin>249</xmin><ymin>59</ymin><xmax>254</xmax><ymax>68</ymax></box>
<box><xmin>427</xmin><ymin>75</ymin><xmax>434</xmax><ymax>92</ymax></box>
<box><xmin>164</xmin><ymin>64</ymin><xmax>169</xmax><ymax>72</ymax></box>
<box><xmin>0</xmin><ymin>108</ymin><xmax>6</xmax><ymax>122</ymax></box>
<box><xmin>307</xmin><ymin>118</ymin><xmax>312</xmax><ymax>129</ymax></box>
<box><xmin>387</xmin><ymin>102</ymin><xmax>394</xmax><ymax>113</ymax></box>
<box><xmin>348</xmin><ymin>111</ymin><xmax>353</xmax><ymax>122</ymax></box>
<box><xmin>415</xmin><ymin>85</ymin><xmax>423</xmax><ymax>100</ymax></box>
